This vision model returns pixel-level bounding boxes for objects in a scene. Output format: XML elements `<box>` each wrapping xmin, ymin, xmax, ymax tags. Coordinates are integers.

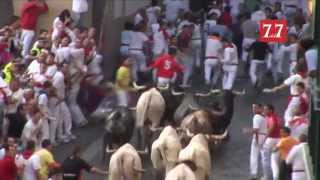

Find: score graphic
<box><xmin>259</xmin><ymin>20</ymin><xmax>288</xmax><ymax>43</ymax></box>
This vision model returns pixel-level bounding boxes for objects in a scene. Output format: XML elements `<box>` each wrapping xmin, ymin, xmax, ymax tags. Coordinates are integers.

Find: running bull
<box><xmin>108</xmin><ymin>143</ymin><xmax>146</xmax><ymax>180</ymax></box>
<box><xmin>151</xmin><ymin>126</ymin><xmax>182</xmax><ymax>180</ymax></box>
<box><xmin>102</xmin><ymin>106</ymin><xmax>135</xmax><ymax>159</ymax></box>
<box><xmin>133</xmin><ymin>85</ymin><xmax>184</xmax><ymax>150</ymax></box>
<box><xmin>178</xmin><ymin>89</ymin><xmax>245</xmax><ymax>143</ymax></box>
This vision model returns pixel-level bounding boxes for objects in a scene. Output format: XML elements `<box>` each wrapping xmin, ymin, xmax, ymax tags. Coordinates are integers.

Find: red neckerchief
<box><xmin>22</xmin><ymin>150</ymin><xmax>33</xmax><ymax>160</ymax></box>
<box><xmin>297</xmin><ymin>72</ymin><xmax>307</xmax><ymax>78</ymax></box>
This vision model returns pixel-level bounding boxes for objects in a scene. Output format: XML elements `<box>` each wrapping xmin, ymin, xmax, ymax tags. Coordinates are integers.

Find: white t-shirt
<box><xmin>146</xmin><ymin>6</ymin><xmax>161</xmax><ymax>26</ymax></box>
<box><xmin>152</xmin><ymin>27</ymin><xmax>167</xmax><ymax>55</ymax></box>
<box><xmin>284</xmin><ymin>74</ymin><xmax>304</xmax><ymax>95</ymax></box>
<box><xmin>121</xmin><ymin>30</ymin><xmax>132</xmax><ymax>45</ymax></box>
<box><xmin>56</xmin><ymin>46</ymin><xmax>71</xmax><ymax>64</ymax></box>
<box><xmin>87</xmin><ymin>55</ymin><xmax>102</xmax><ymax>75</ymax></box>
<box><xmin>129</xmin><ymin>32</ymin><xmax>148</xmax><ymax>51</ymax></box>
<box><xmin>27</xmin><ymin>60</ymin><xmax>41</xmax><ymax>75</ymax></box>
<box><xmin>51</xmin><ymin>17</ymin><xmax>64</xmax><ymax>41</ymax></box>
<box><xmin>45</xmin><ymin>65</ymin><xmax>58</xmax><ymax>79</ymax></box>
<box><xmin>21</xmin><ymin>120</ymin><xmax>41</xmax><ymax>145</ymax></box>
<box><xmin>72</xmin><ymin>0</ymin><xmax>88</xmax><ymax>13</ymax></box>
<box><xmin>23</xmin><ymin>154</ymin><xmax>41</xmax><ymax>180</ymax></box>
<box><xmin>69</xmin><ymin>47</ymin><xmax>86</xmax><ymax>76</ymax></box>
<box><xmin>286</xmin><ymin>143</ymin><xmax>307</xmax><ymax>171</ymax></box>
<box><xmin>284</xmin><ymin>96</ymin><xmax>301</xmax><ymax>124</ymax></box>
<box><xmin>222</xmin><ymin>44</ymin><xmax>238</xmax><ymax>65</ymax></box>
<box><xmin>163</xmin><ymin>0</ymin><xmax>184</xmax><ymax>22</ymax></box>
<box><xmin>281</xmin><ymin>43</ymin><xmax>298</xmax><ymax>62</ymax></box>
<box><xmin>6</xmin><ymin>88</ymin><xmax>24</xmax><ymax>114</ymax></box>
<box><xmin>252</xmin><ymin>114</ymin><xmax>267</xmax><ymax>142</ymax></box>
<box><xmin>305</xmin><ymin>49</ymin><xmax>318</xmax><ymax>72</ymax></box>
<box><xmin>52</xmin><ymin>71</ymin><xmax>66</xmax><ymax>99</ymax></box>
<box><xmin>205</xmin><ymin>38</ymin><xmax>223</xmax><ymax>59</ymax></box>
<box><xmin>0</xmin><ymin>76</ymin><xmax>7</xmax><ymax>88</ymax></box>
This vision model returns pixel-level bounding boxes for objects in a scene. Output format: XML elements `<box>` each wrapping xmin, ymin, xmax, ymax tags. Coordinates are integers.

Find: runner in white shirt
<box><xmin>265</xmin><ymin>64</ymin><xmax>306</xmax><ymax>96</ymax></box>
<box><xmin>45</xmin><ymin>53</ymin><xmax>58</xmax><ymax>80</ymax></box>
<box><xmin>151</xmin><ymin>22</ymin><xmax>168</xmax><ymax>58</ymax></box>
<box><xmin>68</xmin><ymin>40</ymin><xmax>88</xmax><ymax>127</ymax></box>
<box><xmin>204</xmin><ymin>32</ymin><xmax>223</xmax><ymax>86</ymax></box>
<box><xmin>52</xmin><ymin>64</ymin><xmax>74</xmax><ymax>143</ymax></box>
<box><xmin>300</xmin><ymin>39</ymin><xmax>318</xmax><ymax>77</ymax></box>
<box><xmin>221</xmin><ymin>39</ymin><xmax>238</xmax><ymax>90</ymax></box>
<box><xmin>20</xmin><ymin>112</ymin><xmax>44</xmax><ymax>147</ymax></box>
<box><xmin>163</xmin><ymin>0</ymin><xmax>184</xmax><ymax>23</ymax></box>
<box><xmin>72</xmin><ymin>0</ymin><xmax>88</xmax><ymax>26</ymax></box>
<box><xmin>277</xmin><ymin>34</ymin><xmax>299</xmax><ymax>75</ymax></box>
<box><xmin>120</xmin><ymin>22</ymin><xmax>134</xmax><ymax>58</ymax></box>
<box><xmin>86</xmin><ymin>52</ymin><xmax>103</xmax><ymax>86</ymax></box>
<box><xmin>55</xmin><ymin>37</ymin><xmax>71</xmax><ymax>64</ymax></box>
<box><xmin>27</xmin><ymin>52</ymin><xmax>47</xmax><ymax>76</ymax></box>
<box><xmin>286</xmin><ymin>134</ymin><xmax>314</xmax><ymax>180</ymax></box>
<box><xmin>146</xmin><ymin>0</ymin><xmax>161</xmax><ymax>28</ymax></box>
<box><xmin>283</xmin><ymin>82</ymin><xmax>308</xmax><ymax>126</ymax></box>
<box><xmin>51</xmin><ymin>10</ymin><xmax>72</xmax><ymax>41</ymax></box>
<box><xmin>190</xmin><ymin>22</ymin><xmax>202</xmax><ymax>67</ymax></box>
<box><xmin>129</xmin><ymin>26</ymin><xmax>149</xmax><ymax>82</ymax></box>
<box><xmin>244</xmin><ymin>104</ymin><xmax>267</xmax><ymax>179</ymax></box>
<box><xmin>23</xmin><ymin>153</ymin><xmax>41</xmax><ymax>180</ymax></box>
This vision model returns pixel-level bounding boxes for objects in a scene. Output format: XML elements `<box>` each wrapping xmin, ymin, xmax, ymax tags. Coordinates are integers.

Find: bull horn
<box><xmin>210</xmin><ymin>89</ymin><xmax>222</xmax><ymax>94</ymax></box>
<box><xmin>206</xmin><ymin>129</ymin><xmax>229</xmax><ymax>140</ymax></box>
<box><xmin>129</xmin><ymin>107</ymin><xmax>136</xmax><ymax>111</ymax></box>
<box><xmin>106</xmin><ymin>145</ymin><xmax>117</xmax><ymax>153</ymax></box>
<box><xmin>157</xmin><ymin>84</ymin><xmax>169</xmax><ymax>91</ymax></box>
<box><xmin>150</xmin><ymin>126</ymin><xmax>164</xmax><ymax>132</ymax></box>
<box><xmin>133</xmin><ymin>167</ymin><xmax>147</xmax><ymax>173</ymax></box>
<box><xmin>195</xmin><ymin>92</ymin><xmax>211</xmax><ymax>97</ymax></box>
<box><xmin>137</xmin><ymin>147</ymin><xmax>149</xmax><ymax>155</ymax></box>
<box><xmin>185</xmin><ymin>129</ymin><xmax>195</xmax><ymax>137</ymax></box>
<box><xmin>171</xmin><ymin>89</ymin><xmax>185</xmax><ymax>96</ymax></box>
<box><xmin>232</xmin><ymin>89</ymin><xmax>246</xmax><ymax>96</ymax></box>
<box><xmin>133</xmin><ymin>82</ymin><xmax>147</xmax><ymax>90</ymax></box>
<box><xmin>107</xmin><ymin>111</ymin><xmax>117</xmax><ymax>120</ymax></box>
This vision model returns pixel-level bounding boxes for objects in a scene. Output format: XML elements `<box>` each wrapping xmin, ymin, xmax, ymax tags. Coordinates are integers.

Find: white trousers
<box><xmin>117</xmin><ymin>90</ymin><xmax>129</xmax><ymax>107</ymax></box>
<box><xmin>67</xmin><ymin>83</ymin><xmax>87</xmax><ymax>126</ymax></box>
<box><xmin>178</xmin><ymin>50</ymin><xmax>194</xmax><ymax>86</ymax></box>
<box><xmin>56</xmin><ymin>101</ymin><xmax>73</xmax><ymax>140</ymax></box>
<box><xmin>292</xmin><ymin>172</ymin><xmax>306</xmax><ymax>180</ymax></box>
<box><xmin>191</xmin><ymin>40</ymin><xmax>202</xmax><ymax>67</ymax></box>
<box><xmin>204</xmin><ymin>58</ymin><xmax>220</xmax><ymax>85</ymax></box>
<box><xmin>41</xmin><ymin>119</ymin><xmax>50</xmax><ymax>142</ymax></box>
<box><xmin>21</xmin><ymin>29</ymin><xmax>35</xmax><ymax>57</ymax></box>
<box><xmin>222</xmin><ymin>65</ymin><xmax>237</xmax><ymax>90</ymax></box>
<box><xmin>242</xmin><ymin>38</ymin><xmax>256</xmax><ymax>61</ymax></box>
<box><xmin>262</xmin><ymin>138</ymin><xmax>280</xmax><ymax>180</ymax></box>
<box><xmin>49</xmin><ymin>117</ymin><xmax>59</xmax><ymax>144</ymax></box>
<box><xmin>250</xmin><ymin>60</ymin><xmax>266</xmax><ymax>85</ymax></box>
<box><xmin>130</xmin><ymin>51</ymin><xmax>146</xmax><ymax>82</ymax></box>
<box><xmin>250</xmin><ymin>136</ymin><xmax>265</xmax><ymax>177</ymax></box>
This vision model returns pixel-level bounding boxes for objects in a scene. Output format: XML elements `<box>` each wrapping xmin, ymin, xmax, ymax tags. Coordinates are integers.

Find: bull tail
<box><xmin>136</xmin><ymin>91</ymin><xmax>152</xmax><ymax>128</ymax></box>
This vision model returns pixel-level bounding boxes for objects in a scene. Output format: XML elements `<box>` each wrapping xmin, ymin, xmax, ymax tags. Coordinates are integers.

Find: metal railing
<box><xmin>310</xmin><ymin>78</ymin><xmax>320</xmax><ymax>111</ymax></box>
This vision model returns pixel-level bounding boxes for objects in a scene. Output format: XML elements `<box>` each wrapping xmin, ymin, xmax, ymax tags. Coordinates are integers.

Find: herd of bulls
<box><xmin>92</xmin><ymin>84</ymin><xmax>246</xmax><ymax>180</ymax></box>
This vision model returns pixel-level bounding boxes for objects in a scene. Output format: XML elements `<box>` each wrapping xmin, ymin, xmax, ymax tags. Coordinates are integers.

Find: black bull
<box><xmin>102</xmin><ymin>106</ymin><xmax>135</xmax><ymax>159</ymax></box>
